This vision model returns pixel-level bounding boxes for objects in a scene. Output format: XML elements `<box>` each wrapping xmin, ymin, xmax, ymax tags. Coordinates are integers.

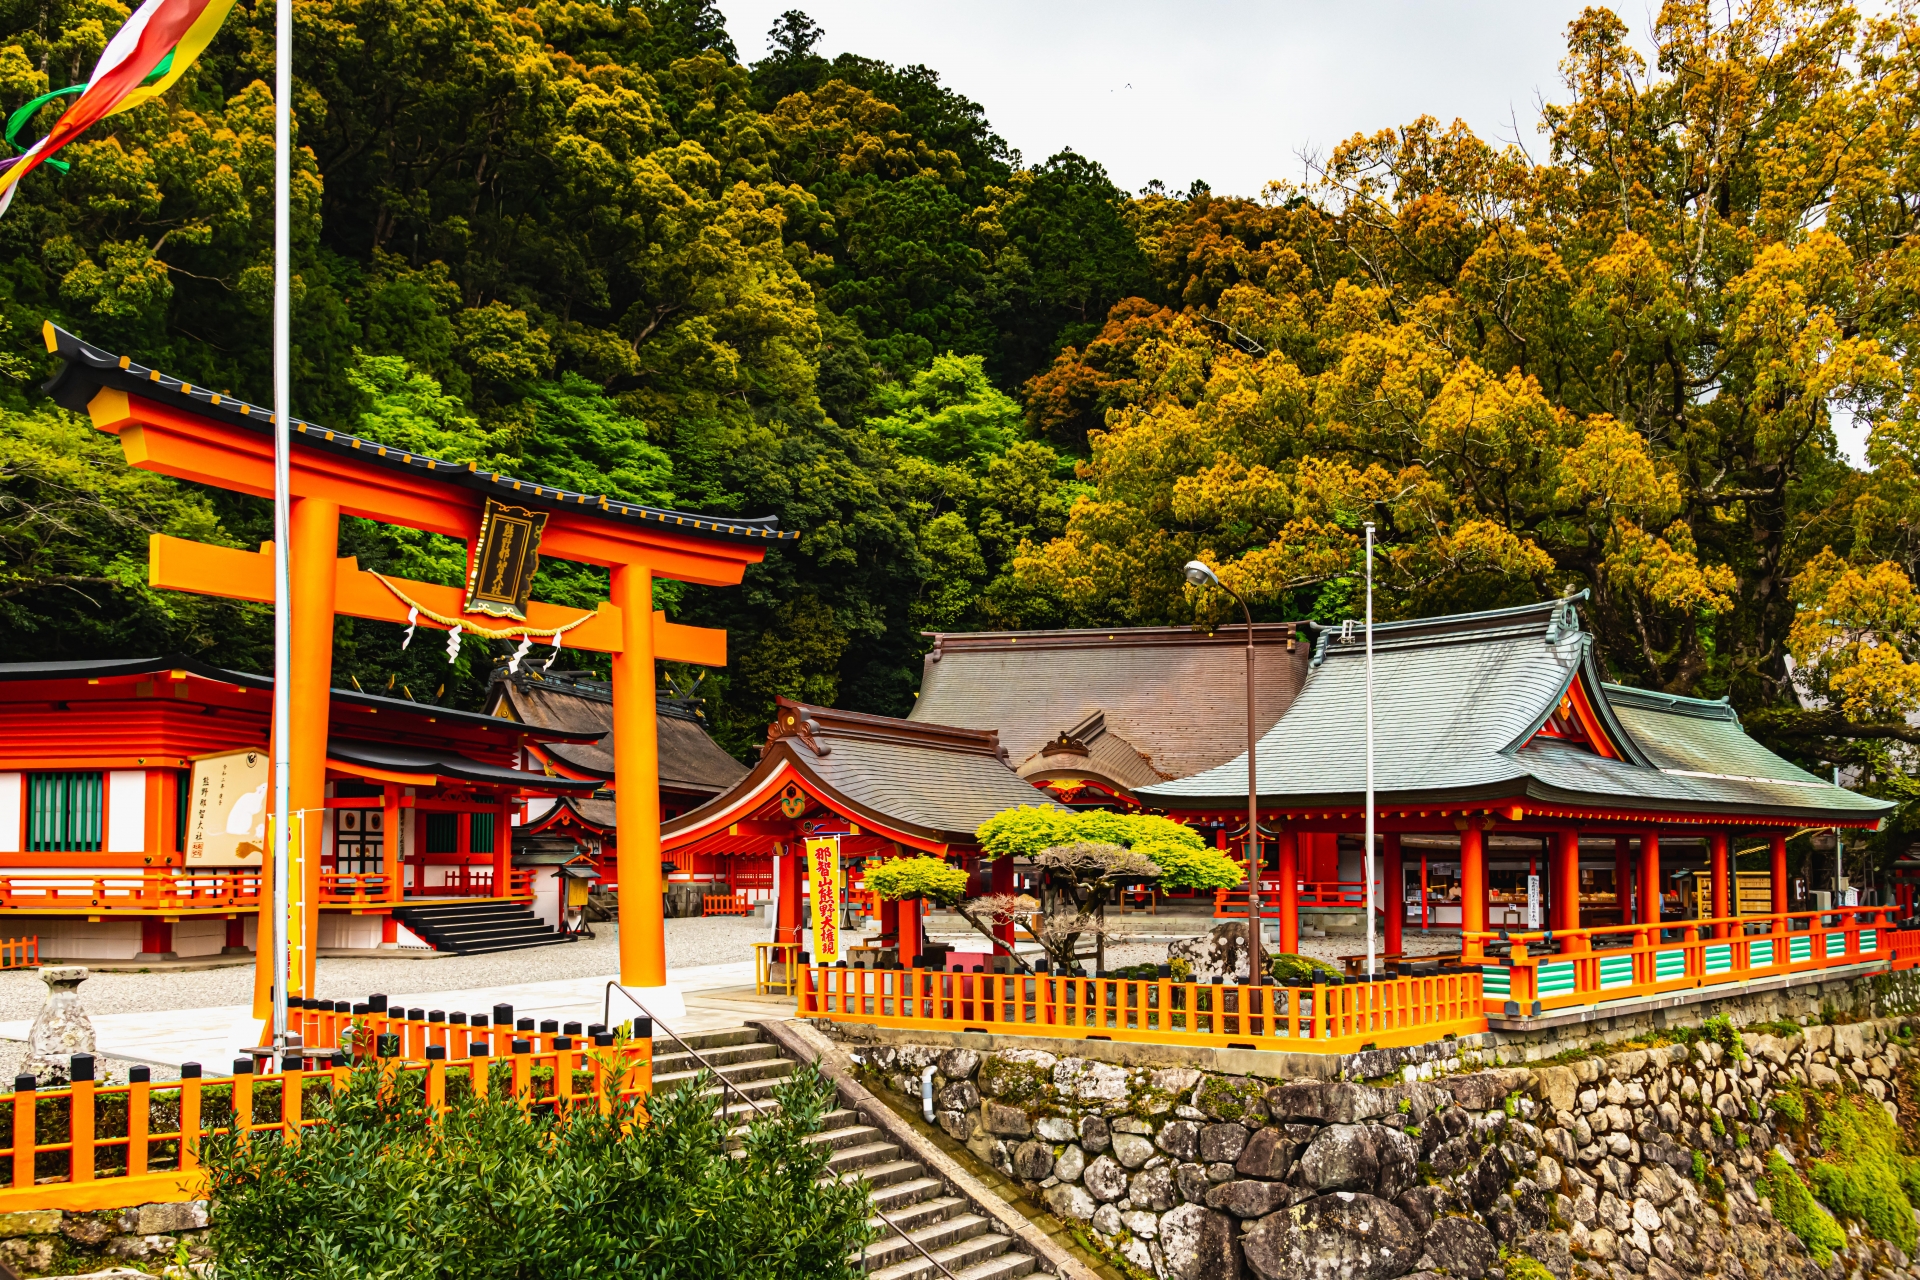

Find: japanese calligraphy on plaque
<box><xmin>463</xmin><ymin>498</ymin><xmax>549</xmax><ymax>620</ymax></box>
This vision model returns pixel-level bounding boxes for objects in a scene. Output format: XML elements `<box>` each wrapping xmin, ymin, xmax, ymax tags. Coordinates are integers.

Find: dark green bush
<box><xmin>202</xmin><ymin>1056</ymin><xmax>872</xmax><ymax>1279</ymax></box>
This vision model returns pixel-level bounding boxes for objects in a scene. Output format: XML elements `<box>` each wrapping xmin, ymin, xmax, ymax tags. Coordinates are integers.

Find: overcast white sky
<box><xmin>716</xmin><ymin>1</ymin><xmax>1650</xmax><ymax>197</ymax></box>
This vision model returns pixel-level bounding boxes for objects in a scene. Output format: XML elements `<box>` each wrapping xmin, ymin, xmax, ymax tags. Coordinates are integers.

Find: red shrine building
<box><xmin>1140</xmin><ymin>597</ymin><xmax>1891</xmax><ymax>980</ymax></box>
<box><xmin>0</xmin><ymin>656</ymin><xmax>607</xmax><ymax>960</ymax></box>
<box><xmin>484</xmin><ymin>669</ymin><xmax>748</xmax><ymax>899</ymax></box>
<box><xmin>661</xmin><ymin>698</ymin><xmax>1063</xmax><ymax>962</ymax></box>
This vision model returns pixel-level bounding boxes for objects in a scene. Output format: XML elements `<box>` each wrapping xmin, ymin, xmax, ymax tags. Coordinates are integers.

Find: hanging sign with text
<box><xmin>184</xmin><ymin>748</ymin><xmax>270</xmax><ymax>866</ymax></box>
<box><xmin>807</xmin><ymin>835</ymin><xmax>842</xmax><ymax>964</ymax></box>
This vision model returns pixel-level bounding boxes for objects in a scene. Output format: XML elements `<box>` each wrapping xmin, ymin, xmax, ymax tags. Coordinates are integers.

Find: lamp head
<box><xmin>1183</xmin><ymin>560</ymin><xmax>1220</xmax><ymax>588</ymax></box>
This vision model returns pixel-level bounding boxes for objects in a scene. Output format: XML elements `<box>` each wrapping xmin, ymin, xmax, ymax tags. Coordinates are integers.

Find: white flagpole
<box><xmin>1364</xmin><ymin>522</ymin><xmax>1376</xmax><ymax>979</ymax></box>
<box><xmin>269</xmin><ymin>0</ymin><xmax>292</xmax><ymax>1053</ymax></box>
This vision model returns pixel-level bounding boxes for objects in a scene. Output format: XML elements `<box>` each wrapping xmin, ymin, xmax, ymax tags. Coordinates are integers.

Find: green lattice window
<box><xmin>469</xmin><ymin>812</ymin><xmax>495</xmax><ymax>853</ymax></box>
<box><xmin>28</xmin><ymin>772</ymin><xmax>103</xmax><ymax>852</ymax></box>
<box><xmin>423</xmin><ymin>812</ymin><xmax>459</xmax><ymax>854</ymax></box>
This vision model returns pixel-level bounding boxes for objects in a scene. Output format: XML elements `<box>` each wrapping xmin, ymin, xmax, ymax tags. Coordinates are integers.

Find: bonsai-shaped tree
<box><xmin>969</xmin><ymin>807</ymin><xmax>1244</xmax><ymax>973</ymax></box>
<box><xmin>864</xmin><ymin>856</ymin><xmax>969</xmax><ymax>957</ymax></box>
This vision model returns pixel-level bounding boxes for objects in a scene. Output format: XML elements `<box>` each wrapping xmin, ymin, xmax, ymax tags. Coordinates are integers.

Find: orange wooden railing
<box><xmin>0</xmin><ymin>1014</ymin><xmax>654</xmax><ymax>1210</ymax></box>
<box><xmin>1214</xmin><ymin>880</ymin><xmax>1371</xmax><ymax>917</ymax></box>
<box><xmin>0</xmin><ymin>866</ymin><xmax>536</xmax><ymax>915</ymax></box>
<box><xmin>702</xmin><ymin>893</ymin><xmax>752</xmax><ymax>916</ymax></box>
<box><xmin>1891</xmin><ymin>925</ymin><xmax>1920</xmax><ymax>971</ymax></box>
<box><xmin>405</xmin><ymin>868</ymin><xmax>534</xmax><ymax>901</ymax></box>
<box><xmin>1473</xmin><ymin>906</ymin><xmax>1898</xmax><ymax>1014</ymax></box>
<box><xmin>0</xmin><ymin>938</ymin><xmax>36</xmax><ymax>969</ymax></box>
<box><xmin>0</xmin><ymin>870</ymin><xmax>261</xmax><ymax>914</ymax></box>
<box><xmin>799</xmin><ymin>964</ymin><xmax>1485</xmax><ymax>1053</ymax></box>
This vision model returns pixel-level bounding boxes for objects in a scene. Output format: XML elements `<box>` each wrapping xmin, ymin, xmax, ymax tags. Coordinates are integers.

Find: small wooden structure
<box><xmin>662</xmin><ymin>698</ymin><xmax>1061</xmax><ymax>966</ymax></box>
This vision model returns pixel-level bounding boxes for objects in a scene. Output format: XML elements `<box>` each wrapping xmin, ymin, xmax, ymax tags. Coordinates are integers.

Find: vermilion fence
<box><xmin>1474</xmin><ymin>907</ymin><xmax>1898</xmax><ymax>1013</ymax></box>
<box><xmin>1214</xmin><ymin>881</ymin><xmax>1369</xmax><ymax>916</ymax></box>
<box><xmin>702</xmin><ymin>893</ymin><xmax>752</xmax><ymax>916</ymax></box>
<box><xmin>0</xmin><ymin>1013</ymin><xmax>654</xmax><ymax>1212</ymax></box>
<box><xmin>0</xmin><ymin>868</ymin><xmax>537</xmax><ymax>914</ymax></box>
<box><xmin>799</xmin><ymin>965</ymin><xmax>1485</xmax><ymax>1053</ymax></box>
<box><xmin>0</xmin><ymin>937</ymin><xmax>36</xmax><ymax>969</ymax></box>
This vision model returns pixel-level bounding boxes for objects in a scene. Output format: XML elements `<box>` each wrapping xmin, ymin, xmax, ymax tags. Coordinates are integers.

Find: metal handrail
<box><xmin>603</xmin><ymin>981</ymin><xmax>959</xmax><ymax>1280</ymax></box>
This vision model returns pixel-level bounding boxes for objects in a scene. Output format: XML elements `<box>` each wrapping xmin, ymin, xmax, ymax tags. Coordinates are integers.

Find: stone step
<box><xmin>653</xmin><ymin>1062</ymin><xmax>794</xmax><ymax>1100</ymax></box>
<box><xmin>829</xmin><ymin>1157</ymin><xmax>923</xmax><ymax>1191</ymax></box>
<box><xmin>861</xmin><ymin>1211</ymin><xmax>994</xmax><ymax>1271</ymax></box>
<box><xmin>655</xmin><ymin>1026</ymin><xmax>763</xmax><ymax>1052</ymax></box>
<box><xmin>824</xmin><ymin>1139</ymin><xmax>902</xmax><ymax>1176</ymax></box>
<box><xmin>650</xmin><ymin>1042</ymin><xmax>783</xmax><ymax>1073</ymax></box>
<box><xmin>650</xmin><ymin>1053</ymin><xmax>791</xmax><ymax>1089</ymax></box>
<box><xmin>868</xmin><ymin>1175</ymin><xmax>948</xmax><ymax>1214</ymax></box>
<box><xmin>866</xmin><ymin>1232</ymin><xmax>1029</xmax><ymax>1280</ymax></box>
<box><xmin>865</xmin><ymin>1193</ymin><xmax>968</xmax><ymax>1238</ymax></box>
<box><xmin>725</xmin><ymin>1116</ymin><xmax>872</xmax><ymax>1154</ymax></box>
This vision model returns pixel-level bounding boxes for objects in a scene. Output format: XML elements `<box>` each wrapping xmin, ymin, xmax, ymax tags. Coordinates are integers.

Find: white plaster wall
<box><xmin>530</xmin><ymin>868</ymin><xmax>561</xmax><ymax>929</ymax></box>
<box><xmin>28</xmin><ymin>918</ymin><xmax>142</xmax><ymax>960</ymax></box>
<box><xmin>173</xmin><ymin>917</ymin><xmax>225</xmax><ymax>958</ymax></box>
<box><xmin>319</xmin><ymin>914</ymin><xmax>383</xmax><ymax>950</ymax></box>
<box><xmin>0</xmin><ymin>773</ymin><xmax>19</xmax><ymax>853</ymax></box>
<box><xmin>105</xmin><ymin>771</ymin><xmax>146</xmax><ymax>853</ymax></box>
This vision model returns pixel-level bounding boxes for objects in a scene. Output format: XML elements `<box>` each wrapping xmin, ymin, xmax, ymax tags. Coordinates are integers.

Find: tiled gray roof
<box><xmin>809</xmin><ymin>735</ymin><xmax>1062</xmax><ymax>837</ymax></box>
<box><xmin>486</xmin><ymin>673</ymin><xmax>746</xmax><ymax>796</ymax></box>
<box><xmin>913</xmin><ymin>625</ymin><xmax>1310</xmax><ymax>783</ymax></box>
<box><xmin>1139</xmin><ymin>599</ymin><xmax>1891</xmax><ymax>822</ymax></box>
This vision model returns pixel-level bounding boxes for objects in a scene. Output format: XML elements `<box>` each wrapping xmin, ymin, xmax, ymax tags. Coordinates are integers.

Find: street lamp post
<box><xmin>1184</xmin><ymin>561</ymin><xmax>1262</xmax><ymax>984</ymax></box>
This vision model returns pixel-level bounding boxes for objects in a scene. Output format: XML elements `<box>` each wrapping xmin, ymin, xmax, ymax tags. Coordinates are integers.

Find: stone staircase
<box><xmin>392</xmin><ymin>900</ymin><xmax>574</xmax><ymax>954</ymax></box>
<box><xmin>652</xmin><ymin>1028</ymin><xmax>1040</xmax><ymax>1280</ymax></box>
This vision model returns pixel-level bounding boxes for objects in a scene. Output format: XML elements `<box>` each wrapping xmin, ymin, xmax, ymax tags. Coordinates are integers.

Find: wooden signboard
<box><xmin>463</xmin><ymin>498</ymin><xmax>548</xmax><ymax>620</ymax></box>
<box><xmin>184</xmin><ymin>748</ymin><xmax>270</xmax><ymax>866</ymax></box>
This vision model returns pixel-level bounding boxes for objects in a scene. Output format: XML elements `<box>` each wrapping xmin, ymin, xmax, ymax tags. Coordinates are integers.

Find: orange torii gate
<box><xmin>43</xmin><ymin>323</ymin><xmax>789</xmax><ymax>1021</ymax></box>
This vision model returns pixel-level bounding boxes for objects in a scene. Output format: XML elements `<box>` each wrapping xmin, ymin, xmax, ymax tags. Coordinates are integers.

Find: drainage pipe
<box><xmin>921</xmin><ymin>1064</ymin><xmax>936</xmax><ymax>1124</ymax></box>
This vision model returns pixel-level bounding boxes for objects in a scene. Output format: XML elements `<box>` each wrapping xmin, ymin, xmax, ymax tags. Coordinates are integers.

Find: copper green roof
<box><xmin>1138</xmin><ymin>598</ymin><xmax>1889</xmax><ymax>824</ymax></box>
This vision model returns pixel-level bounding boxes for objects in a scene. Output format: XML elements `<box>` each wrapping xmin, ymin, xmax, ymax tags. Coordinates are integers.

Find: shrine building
<box><xmin>1140</xmin><ymin>597</ymin><xmax>1891</xmax><ymax>1012</ymax></box>
<box><xmin>484</xmin><ymin>668</ymin><xmax>748</xmax><ymax>898</ymax></box>
<box><xmin>0</xmin><ymin>656</ymin><xmax>605</xmax><ymax>961</ymax></box>
<box><xmin>661</xmin><ymin>697</ymin><xmax>1063</xmax><ymax>964</ymax></box>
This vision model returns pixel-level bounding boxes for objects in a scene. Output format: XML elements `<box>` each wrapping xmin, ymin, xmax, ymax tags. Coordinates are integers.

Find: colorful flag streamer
<box><xmin>0</xmin><ymin>0</ymin><xmax>237</xmax><ymax>214</ymax></box>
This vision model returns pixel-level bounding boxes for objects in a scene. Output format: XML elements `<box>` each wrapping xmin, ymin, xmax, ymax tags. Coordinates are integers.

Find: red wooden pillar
<box><xmin>1613</xmin><ymin>836</ymin><xmax>1633</xmax><ymax>928</ymax></box>
<box><xmin>1639</xmin><ymin>833</ymin><xmax>1662</xmax><ymax>925</ymax></box>
<box><xmin>1556</xmin><ymin>829</ymin><xmax>1583</xmax><ymax>952</ymax></box>
<box><xmin>990</xmin><ymin>856</ymin><xmax>1016</xmax><ymax>955</ymax></box>
<box><xmin>492</xmin><ymin>805</ymin><xmax>513</xmax><ymax>899</ymax></box>
<box><xmin>1770</xmin><ymin>834</ymin><xmax>1789</xmax><ymax>926</ymax></box>
<box><xmin>1709</xmin><ymin>831</ymin><xmax>1730</xmax><ymax>937</ymax></box>
<box><xmin>898</xmin><ymin>897</ymin><xmax>922</xmax><ymax>969</ymax></box>
<box><xmin>1275</xmin><ymin>829</ymin><xmax>1299</xmax><ymax>956</ymax></box>
<box><xmin>1382</xmin><ymin>834</ymin><xmax>1403</xmax><ymax>957</ymax></box>
<box><xmin>1460</xmin><ymin>824</ymin><xmax>1487</xmax><ymax>959</ymax></box>
<box><xmin>774</xmin><ymin>846</ymin><xmax>803</xmax><ymax>946</ymax></box>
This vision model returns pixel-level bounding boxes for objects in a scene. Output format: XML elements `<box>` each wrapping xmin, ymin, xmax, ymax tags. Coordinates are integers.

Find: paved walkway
<box><xmin>0</xmin><ymin>958</ymin><xmax>794</xmax><ymax>1076</ymax></box>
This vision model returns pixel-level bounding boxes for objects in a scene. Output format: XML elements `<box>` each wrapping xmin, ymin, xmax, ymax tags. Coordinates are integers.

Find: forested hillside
<box><xmin>6</xmin><ymin>0</ymin><xmax>1920</xmax><ymax>850</ymax></box>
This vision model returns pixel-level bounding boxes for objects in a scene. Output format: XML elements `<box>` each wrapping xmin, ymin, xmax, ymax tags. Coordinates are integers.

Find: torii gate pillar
<box><xmin>611</xmin><ymin>563</ymin><xmax>665</xmax><ymax>987</ymax></box>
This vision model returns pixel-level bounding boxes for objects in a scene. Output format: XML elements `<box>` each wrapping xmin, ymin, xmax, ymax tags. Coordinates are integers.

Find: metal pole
<box><xmin>1240</xmin><ymin>589</ymin><xmax>1260</xmax><ymax>984</ymax></box>
<box><xmin>269</xmin><ymin>0</ymin><xmax>292</xmax><ymax>1051</ymax></box>
<box><xmin>1364</xmin><ymin>522</ymin><xmax>1376</xmax><ymax>979</ymax></box>
<box><xmin>1833</xmin><ymin>767</ymin><xmax>1844</xmax><ymax>901</ymax></box>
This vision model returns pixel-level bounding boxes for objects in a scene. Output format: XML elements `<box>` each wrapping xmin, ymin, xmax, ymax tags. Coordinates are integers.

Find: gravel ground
<box><xmin>0</xmin><ymin>916</ymin><xmax>777</xmax><ymax>1023</ymax></box>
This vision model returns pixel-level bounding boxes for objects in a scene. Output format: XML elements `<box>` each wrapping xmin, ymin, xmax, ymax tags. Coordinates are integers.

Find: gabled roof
<box><xmin>326</xmin><ymin>737</ymin><xmax>598</xmax><ymax>793</ymax></box>
<box><xmin>485</xmin><ymin>670</ymin><xmax>746</xmax><ymax>797</ymax></box>
<box><xmin>1015</xmin><ymin>710</ymin><xmax>1162</xmax><ymax>794</ymax></box>
<box><xmin>662</xmin><ymin>697</ymin><xmax>1061</xmax><ymax>854</ymax></box>
<box><xmin>44</xmin><ymin>324</ymin><xmax>792</xmax><ymax>546</ymax></box>
<box><xmin>912</xmin><ymin>623</ymin><xmax>1310</xmax><ymax>787</ymax></box>
<box><xmin>1139</xmin><ymin>598</ymin><xmax>1891</xmax><ymax>824</ymax></box>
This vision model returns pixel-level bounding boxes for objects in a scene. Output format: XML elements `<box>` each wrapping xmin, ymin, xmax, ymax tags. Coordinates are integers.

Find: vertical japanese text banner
<box><xmin>807</xmin><ymin>836</ymin><xmax>841</xmax><ymax>964</ymax></box>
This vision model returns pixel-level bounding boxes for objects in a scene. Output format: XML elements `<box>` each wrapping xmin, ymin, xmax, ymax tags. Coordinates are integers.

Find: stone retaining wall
<box><xmin>0</xmin><ymin>1201</ymin><xmax>210</xmax><ymax>1276</ymax></box>
<box><xmin>859</xmin><ymin>1016</ymin><xmax>1920</xmax><ymax>1280</ymax></box>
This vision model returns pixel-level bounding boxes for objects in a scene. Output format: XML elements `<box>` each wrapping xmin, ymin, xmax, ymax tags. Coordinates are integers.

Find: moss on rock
<box><xmin>1765</xmin><ymin>1150</ymin><xmax>1846</xmax><ymax>1265</ymax></box>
